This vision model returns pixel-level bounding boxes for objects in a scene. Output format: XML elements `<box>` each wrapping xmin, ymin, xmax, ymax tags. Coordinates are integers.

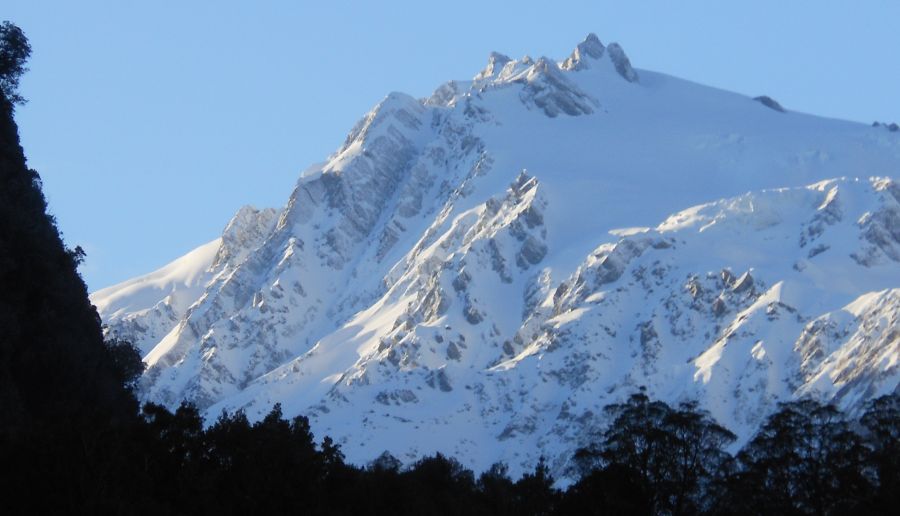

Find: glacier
<box><xmin>92</xmin><ymin>34</ymin><xmax>900</xmax><ymax>481</ymax></box>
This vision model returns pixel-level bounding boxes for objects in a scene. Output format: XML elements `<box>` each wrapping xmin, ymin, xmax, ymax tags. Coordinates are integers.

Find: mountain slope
<box><xmin>92</xmin><ymin>34</ymin><xmax>900</xmax><ymax>479</ymax></box>
<box><xmin>206</xmin><ymin>176</ymin><xmax>899</xmax><ymax>479</ymax></box>
<box><xmin>94</xmin><ymin>206</ymin><xmax>278</xmax><ymax>354</ymax></box>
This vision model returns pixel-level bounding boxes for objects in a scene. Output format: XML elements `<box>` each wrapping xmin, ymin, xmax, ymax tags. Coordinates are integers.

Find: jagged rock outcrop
<box><xmin>606</xmin><ymin>42</ymin><xmax>639</xmax><ymax>83</ymax></box>
<box><xmin>561</xmin><ymin>33</ymin><xmax>606</xmax><ymax>71</ymax></box>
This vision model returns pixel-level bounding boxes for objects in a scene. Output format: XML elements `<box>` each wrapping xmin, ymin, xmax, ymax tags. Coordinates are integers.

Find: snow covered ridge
<box><xmin>92</xmin><ymin>206</ymin><xmax>278</xmax><ymax>354</ymax></box>
<box><xmin>91</xmin><ymin>34</ymin><xmax>900</xmax><ymax>481</ymax></box>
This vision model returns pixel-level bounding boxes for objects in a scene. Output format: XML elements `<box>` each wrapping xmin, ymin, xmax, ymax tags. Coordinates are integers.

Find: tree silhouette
<box><xmin>574</xmin><ymin>392</ymin><xmax>734</xmax><ymax>515</ymax></box>
<box><xmin>477</xmin><ymin>463</ymin><xmax>516</xmax><ymax>516</ymax></box>
<box><xmin>514</xmin><ymin>456</ymin><xmax>559</xmax><ymax>515</ymax></box>
<box><xmin>105</xmin><ymin>338</ymin><xmax>145</xmax><ymax>390</ymax></box>
<box><xmin>860</xmin><ymin>393</ymin><xmax>900</xmax><ymax>512</ymax></box>
<box><xmin>730</xmin><ymin>399</ymin><xmax>874</xmax><ymax>514</ymax></box>
<box><xmin>0</xmin><ymin>21</ymin><xmax>31</xmax><ymax>104</ymax></box>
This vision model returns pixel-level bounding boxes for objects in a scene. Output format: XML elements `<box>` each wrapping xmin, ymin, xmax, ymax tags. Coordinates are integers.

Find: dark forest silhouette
<box><xmin>1</xmin><ymin>22</ymin><xmax>897</xmax><ymax>514</ymax></box>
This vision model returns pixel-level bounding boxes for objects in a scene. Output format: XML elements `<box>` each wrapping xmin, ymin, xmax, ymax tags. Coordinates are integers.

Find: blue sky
<box><xmin>6</xmin><ymin>0</ymin><xmax>900</xmax><ymax>291</ymax></box>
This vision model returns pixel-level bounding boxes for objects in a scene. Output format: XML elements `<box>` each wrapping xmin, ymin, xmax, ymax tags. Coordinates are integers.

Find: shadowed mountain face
<box><xmin>95</xmin><ymin>34</ymin><xmax>900</xmax><ymax>481</ymax></box>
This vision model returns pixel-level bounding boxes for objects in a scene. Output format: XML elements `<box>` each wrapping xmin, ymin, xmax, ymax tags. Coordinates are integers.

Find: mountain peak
<box><xmin>561</xmin><ymin>34</ymin><xmax>638</xmax><ymax>83</ymax></box>
<box><xmin>475</xmin><ymin>51</ymin><xmax>513</xmax><ymax>81</ymax></box>
<box><xmin>576</xmin><ymin>32</ymin><xmax>606</xmax><ymax>57</ymax></box>
<box><xmin>561</xmin><ymin>33</ymin><xmax>606</xmax><ymax>71</ymax></box>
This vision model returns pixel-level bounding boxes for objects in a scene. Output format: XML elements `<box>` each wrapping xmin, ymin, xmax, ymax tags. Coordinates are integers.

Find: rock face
<box><xmin>92</xmin><ymin>34</ymin><xmax>900</xmax><ymax>482</ymax></box>
<box><xmin>606</xmin><ymin>42</ymin><xmax>639</xmax><ymax>83</ymax></box>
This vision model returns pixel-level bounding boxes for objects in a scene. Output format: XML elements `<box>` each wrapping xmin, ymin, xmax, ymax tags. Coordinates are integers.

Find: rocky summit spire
<box><xmin>561</xmin><ymin>33</ymin><xmax>606</xmax><ymax>71</ymax></box>
<box><xmin>607</xmin><ymin>42</ymin><xmax>639</xmax><ymax>82</ymax></box>
<box><xmin>475</xmin><ymin>51</ymin><xmax>512</xmax><ymax>81</ymax></box>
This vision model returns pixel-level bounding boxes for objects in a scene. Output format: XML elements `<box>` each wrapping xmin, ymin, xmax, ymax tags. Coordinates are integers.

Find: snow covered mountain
<box><xmin>92</xmin><ymin>34</ymin><xmax>900</xmax><ymax>480</ymax></box>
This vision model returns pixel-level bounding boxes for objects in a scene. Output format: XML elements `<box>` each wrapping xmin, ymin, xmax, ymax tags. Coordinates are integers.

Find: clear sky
<box><xmin>5</xmin><ymin>0</ymin><xmax>900</xmax><ymax>291</ymax></box>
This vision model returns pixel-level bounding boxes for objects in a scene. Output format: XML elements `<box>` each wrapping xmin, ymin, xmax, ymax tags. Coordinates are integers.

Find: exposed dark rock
<box><xmin>516</xmin><ymin>236</ymin><xmax>548</xmax><ymax>269</ymax></box>
<box><xmin>488</xmin><ymin>239</ymin><xmax>513</xmax><ymax>283</ymax></box>
<box><xmin>712</xmin><ymin>297</ymin><xmax>727</xmax><ymax>317</ymax></box>
<box><xmin>452</xmin><ymin>270</ymin><xmax>471</xmax><ymax>292</ymax></box>
<box><xmin>607</xmin><ymin>43</ymin><xmax>639</xmax><ymax>83</ymax></box>
<box><xmin>426</xmin><ymin>369</ymin><xmax>453</xmax><ymax>392</ymax></box>
<box><xmin>376</xmin><ymin>389</ymin><xmax>419</xmax><ymax>405</ymax></box>
<box><xmin>720</xmin><ymin>269</ymin><xmax>735</xmax><ymax>287</ymax></box>
<box><xmin>463</xmin><ymin>298</ymin><xmax>483</xmax><ymax>325</ymax></box>
<box><xmin>732</xmin><ymin>272</ymin><xmax>754</xmax><ymax>293</ymax></box>
<box><xmin>446</xmin><ymin>342</ymin><xmax>462</xmax><ymax>361</ymax></box>
<box><xmin>873</xmin><ymin>121</ymin><xmax>900</xmax><ymax>132</ymax></box>
<box><xmin>687</xmin><ymin>275</ymin><xmax>703</xmax><ymax>299</ymax></box>
<box><xmin>753</xmin><ymin>96</ymin><xmax>786</xmax><ymax>113</ymax></box>
<box><xmin>808</xmin><ymin>244</ymin><xmax>830</xmax><ymax>259</ymax></box>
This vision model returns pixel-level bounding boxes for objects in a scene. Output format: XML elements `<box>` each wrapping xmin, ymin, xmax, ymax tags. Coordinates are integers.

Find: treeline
<box><xmin>564</xmin><ymin>392</ymin><xmax>898</xmax><ymax>515</ymax></box>
<box><xmin>128</xmin><ymin>391</ymin><xmax>898</xmax><ymax>516</ymax></box>
<box><xmin>1</xmin><ymin>21</ymin><xmax>897</xmax><ymax>515</ymax></box>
